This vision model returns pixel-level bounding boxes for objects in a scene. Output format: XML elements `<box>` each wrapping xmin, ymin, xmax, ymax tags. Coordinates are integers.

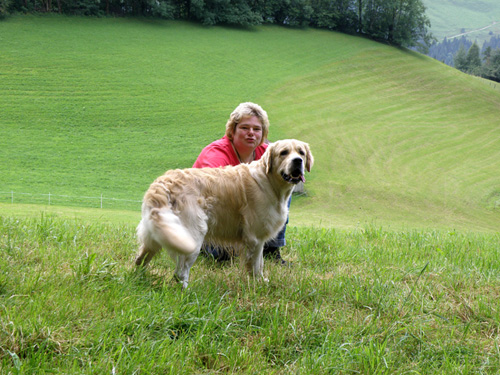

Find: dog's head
<box><xmin>262</xmin><ymin>139</ymin><xmax>314</xmax><ymax>185</ymax></box>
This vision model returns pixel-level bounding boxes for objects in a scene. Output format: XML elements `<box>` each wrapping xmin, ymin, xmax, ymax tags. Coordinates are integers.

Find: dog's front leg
<box><xmin>173</xmin><ymin>252</ymin><xmax>199</xmax><ymax>289</ymax></box>
<box><xmin>243</xmin><ymin>241</ymin><xmax>268</xmax><ymax>282</ymax></box>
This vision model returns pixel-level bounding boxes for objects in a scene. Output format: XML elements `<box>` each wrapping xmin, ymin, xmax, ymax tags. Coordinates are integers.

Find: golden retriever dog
<box><xmin>135</xmin><ymin>139</ymin><xmax>313</xmax><ymax>288</ymax></box>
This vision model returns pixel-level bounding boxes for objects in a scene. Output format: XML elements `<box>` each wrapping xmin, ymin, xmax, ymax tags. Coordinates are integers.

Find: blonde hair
<box><xmin>225</xmin><ymin>102</ymin><xmax>269</xmax><ymax>146</ymax></box>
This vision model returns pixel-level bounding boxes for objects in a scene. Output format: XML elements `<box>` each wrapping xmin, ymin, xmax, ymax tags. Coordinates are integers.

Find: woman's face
<box><xmin>232</xmin><ymin>115</ymin><xmax>263</xmax><ymax>152</ymax></box>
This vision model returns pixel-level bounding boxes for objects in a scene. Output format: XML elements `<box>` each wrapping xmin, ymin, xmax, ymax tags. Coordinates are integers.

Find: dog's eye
<box><xmin>298</xmin><ymin>149</ymin><xmax>305</xmax><ymax>156</ymax></box>
<box><xmin>280</xmin><ymin>150</ymin><xmax>289</xmax><ymax>156</ymax></box>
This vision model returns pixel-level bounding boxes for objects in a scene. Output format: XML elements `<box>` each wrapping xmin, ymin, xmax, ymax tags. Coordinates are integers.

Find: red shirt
<box><xmin>193</xmin><ymin>135</ymin><xmax>268</xmax><ymax>168</ymax></box>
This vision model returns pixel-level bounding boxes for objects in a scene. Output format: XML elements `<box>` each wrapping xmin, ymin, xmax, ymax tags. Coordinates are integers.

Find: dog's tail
<box><xmin>148</xmin><ymin>207</ymin><xmax>198</xmax><ymax>255</ymax></box>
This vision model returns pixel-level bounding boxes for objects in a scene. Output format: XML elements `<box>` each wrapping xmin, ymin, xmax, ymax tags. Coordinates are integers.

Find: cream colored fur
<box><xmin>136</xmin><ymin>139</ymin><xmax>313</xmax><ymax>288</ymax></box>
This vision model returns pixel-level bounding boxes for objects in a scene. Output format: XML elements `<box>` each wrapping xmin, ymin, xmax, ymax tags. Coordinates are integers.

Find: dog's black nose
<box><xmin>292</xmin><ymin>157</ymin><xmax>303</xmax><ymax>165</ymax></box>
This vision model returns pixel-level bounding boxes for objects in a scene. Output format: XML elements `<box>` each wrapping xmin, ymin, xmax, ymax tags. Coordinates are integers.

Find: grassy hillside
<box><xmin>1</xmin><ymin>16</ymin><xmax>500</xmax><ymax>373</ymax></box>
<box><xmin>267</xmin><ymin>49</ymin><xmax>500</xmax><ymax>231</ymax></box>
<box><xmin>422</xmin><ymin>0</ymin><xmax>500</xmax><ymax>42</ymax></box>
<box><xmin>1</xmin><ymin>15</ymin><xmax>500</xmax><ymax>231</ymax></box>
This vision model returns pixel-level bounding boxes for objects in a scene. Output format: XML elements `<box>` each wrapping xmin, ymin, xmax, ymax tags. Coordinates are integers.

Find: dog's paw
<box><xmin>172</xmin><ymin>273</ymin><xmax>189</xmax><ymax>289</ymax></box>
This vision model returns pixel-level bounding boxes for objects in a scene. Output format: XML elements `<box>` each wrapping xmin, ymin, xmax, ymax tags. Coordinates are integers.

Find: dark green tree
<box><xmin>363</xmin><ymin>0</ymin><xmax>390</xmax><ymax>40</ymax></box>
<box><xmin>454</xmin><ymin>44</ymin><xmax>468</xmax><ymax>72</ymax></box>
<box><xmin>483</xmin><ymin>48</ymin><xmax>500</xmax><ymax>82</ymax></box>
<box><xmin>308</xmin><ymin>0</ymin><xmax>339</xmax><ymax>29</ymax></box>
<box><xmin>465</xmin><ymin>42</ymin><xmax>482</xmax><ymax>75</ymax></box>
<box><xmin>190</xmin><ymin>0</ymin><xmax>261</xmax><ymax>26</ymax></box>
<box><xmin>0</xmin><ymin>0</ymin><xmax>12</xmax><ymax>18</ymax></box>
<box><xmin>334</xmin><ymin>0</ymin><xmax>357</xmax><ymax>32</ymax></box>
<box><xmin>258</xmin><ymin>0</ymin><xmax>312</xmax><ymax>27</ymax></box>
<box><xmin>356</xmin><ymin>0</ymin><xmax>363</xmax><ymax>32</ymax></box>
<box><xmin>393</xmin><ymin>0</ymin><xmax>433</xmax><ymax>50</ymax></box>
<box><xmin>286</xmin><ymin>0</ymin><xmax>313</xmax><ymax>27</ymax></box>
<box><xmin>308</xmin><ymin>0</ymin><xmax>357</xmax><ymax>32</ymax></box>
<box><xmin>483</xmin><ymin>46</ymin><xmax>492</xmax><ymax>64</ymax></box>
<box><xmin>362</xmin><ymin>0</ymin><xmax>431</xmax><ymax>48</ymax></box>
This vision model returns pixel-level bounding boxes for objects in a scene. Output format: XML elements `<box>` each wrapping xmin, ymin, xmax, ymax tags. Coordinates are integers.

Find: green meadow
<box><xmin>1</xmin><ymin>15</ymin><xmax>500</xmax><ymax>373</ymax></box>
<box><xmin>1</xmin><ymin>14</ymin><xmax>500</xmax><ymax>231</ymax></box>
<box><xmin>422</xmin><ymin>0</ymin><xmax>500</xmax><ymax>42</ymax></box>
<box><xmin>1</xmin><ymin>215</ymin><xmax>500</xmax><ymax>373</ymax></box>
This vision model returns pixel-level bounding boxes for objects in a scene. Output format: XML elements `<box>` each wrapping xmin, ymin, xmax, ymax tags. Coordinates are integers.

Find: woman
<box><xmin>193</xmin><ymin>102</ymin><xmax>288</xmax><ymax>264</ymax></box>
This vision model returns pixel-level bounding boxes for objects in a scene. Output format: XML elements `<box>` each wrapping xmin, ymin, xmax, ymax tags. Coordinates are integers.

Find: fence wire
<box><xmin>0</xmin><ymin>191</ymin><xmax>142</xmax><ymax>210</ymax></box>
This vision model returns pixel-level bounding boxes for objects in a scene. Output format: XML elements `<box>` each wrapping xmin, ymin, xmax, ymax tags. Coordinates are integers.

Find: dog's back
<box><xmin>137</xmin><ymin>164</ymin><xmax>256</xmax><ymax>262</ymax></box>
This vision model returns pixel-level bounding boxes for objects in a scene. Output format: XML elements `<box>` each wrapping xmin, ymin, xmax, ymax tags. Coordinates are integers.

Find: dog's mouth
<box><xmin>281</xmin><ymin>171</ymin><xmax>305</xmax><ymax>185</ymax></box>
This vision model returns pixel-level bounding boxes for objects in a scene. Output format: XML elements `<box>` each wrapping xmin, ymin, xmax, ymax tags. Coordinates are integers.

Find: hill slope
<box><xmin>422</xmin><ymin>0</ymin><xmax>500</xmax><ymax>42</ymax></box>
<box><xmin>266</xmin><ymin>49</ymin><xmax>500</xmax><ymax>231</ymax></box>
<box><xmin>1</xmin><ymin>15</ymin><xmax>499</xmax><ymax>231</ymax></box>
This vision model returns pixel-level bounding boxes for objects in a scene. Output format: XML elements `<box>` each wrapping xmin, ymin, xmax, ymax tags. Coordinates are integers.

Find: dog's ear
<box><xmin>262</xmin><ymin>146</ymin><xmax>273</xmax><ymax>174</ymax></box>
<box><xmin>305</xmin><ymin>143</ymin><xmax>314</xmax><ymax>172</ymax></box>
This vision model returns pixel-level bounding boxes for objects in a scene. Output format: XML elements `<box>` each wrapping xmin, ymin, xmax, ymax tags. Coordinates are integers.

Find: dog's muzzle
<box><xmin>281</xmin><ymin>157</ymin><xmax>305</xmax><ymax>184</ymax></box>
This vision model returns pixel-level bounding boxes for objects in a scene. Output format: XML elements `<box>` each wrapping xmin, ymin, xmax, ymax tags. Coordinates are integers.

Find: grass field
<box><xmin>1</xmin><ymin>215</ymin><xmax>500</xmax><ymax>373</ymax></box>
<box><xmin>1</xmin><ymin>15</ymin><xmax>500</xmax><ymax>232</ymax></box>
<box><xmin>266</xmin><ymin>48</ymin><xmax>500</xmax><ymax>231</ymax></box>
<box><xmin>422</xmin><ymin>0</ymin><xmax>500</xmax><ymax>42</ymax></box>
<box><xmin>1</xmin><ymin>15</ymin><xmax>500</xmax><ymax>373</ymax></box>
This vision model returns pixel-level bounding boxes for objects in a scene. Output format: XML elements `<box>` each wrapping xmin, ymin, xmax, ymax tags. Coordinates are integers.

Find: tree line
<box><xmin>426</xmin><ymin>35</ymin><xmax>500</xmax><ymax>82</ymax></box>
<box><xmin>2</xmin><ymin>0</ymin><xmax>432</xmax><ymax>48</ymax></box>
<box><xmin>454</xmin><ymin>41</ymin><xmax>500</xmax><ymax>82</ymax></box>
